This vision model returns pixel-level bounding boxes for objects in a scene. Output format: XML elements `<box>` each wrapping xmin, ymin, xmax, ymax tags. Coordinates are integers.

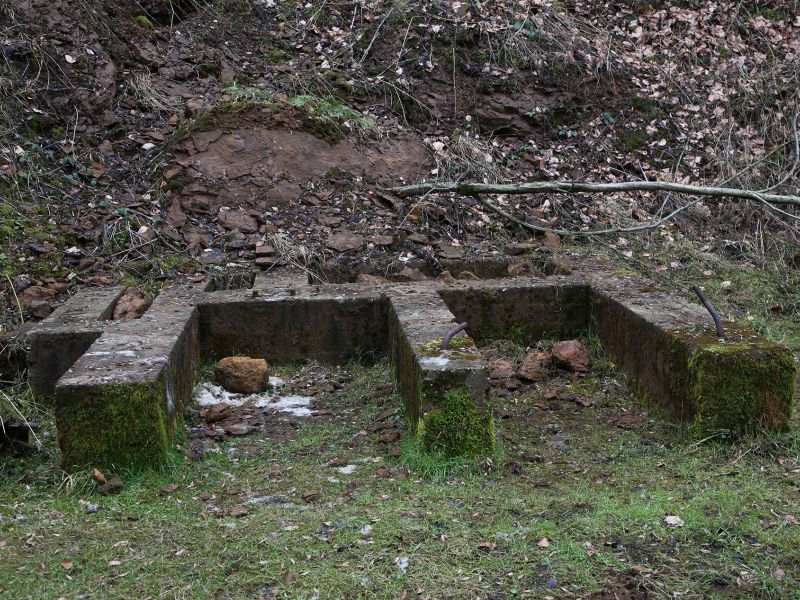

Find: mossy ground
<box><xmin>2</xmin><ymin>359</ymin><xmax>799</xmax><ymax>599</ymax></box>
<box><xmin>420</xmin><ymin>388</ymin><xmax>495</xmax><ymax>457</ymax></box>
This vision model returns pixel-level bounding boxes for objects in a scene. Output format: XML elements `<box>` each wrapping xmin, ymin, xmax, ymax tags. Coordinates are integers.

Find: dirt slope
<box><xmin>0</xmin><ymin>0</ymin><xmax>798</xmax><ymax>338</ymax></box>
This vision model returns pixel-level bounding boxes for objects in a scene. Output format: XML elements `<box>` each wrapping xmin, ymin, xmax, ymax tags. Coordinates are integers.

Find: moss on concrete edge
<box><xmin>420</xmin><ymin>388</ymin><xmax>495</xmax><ymax>457</ymax></box>
<box><xmin>672</xmin><ymin>325</ymin><xmax>797</xmax><ymax>434</ymax></box>
<box><xmin>56</xmin><ymin>382</ymin><xmax>170</xmax><ymax>472</ymax></box>
<box><xmin>689</xmin><ymin>342</ymin><xmax>796</xmax><ymax>433</ymax></box>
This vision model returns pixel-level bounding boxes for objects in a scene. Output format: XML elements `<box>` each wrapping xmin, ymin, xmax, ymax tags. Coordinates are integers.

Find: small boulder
<box><xmin>355</xmin><ymin>273</ymin><xmax>389</xmax><ymax>284</ymax></box>
<box><xmin>12</xmin><ymin>275</ymin><xmax>32</xmax><ymax>294</ymax></box>
<box><xmin>489</xmin><ymin>358</ymin><xmax>515</xmax><ymax>381</ymax></box>
<box><xmin>543</xmin><ymin>257</ymin><xmax>573</xmax><ymax>276</ymax></box>
<box><xmin>28</xmin><ymin>300</ymin><xmax>53</xmax><ymax>319</ymax></box>
<box><xmin>508</xmin><ymin>260</ymin><xmax>538</xmax><ymax>277</ymax></box>
<box><xmin>327</xmin><ymin>231</ymin><xmax>364</xmax><ymax>253</ymax></box>
<box><xmin>218</xmin><ymin>209</ymin><xmax>259</xmax><ymax>233</ymax></box>
<box><xmin>18</xmin><ymin>285</ymin><xmax>54</xmax><ymax>305</ymax></box>
<box><xmin>551</xmin><ymin>340</ymin><xmax>590</xmax><ymax>373</ymax></box>
<box><xmin>505</xmin><ymin>242</ymin><xmax>538</xmax><ymax>256</ymax></box>
<box><xmin>438</xmin><ymin>245</ymin><xmax>464</xmax><ymax>259</ymax></box>
<box><xmin>98</xmin><ymin>476</ymin><xmax>124</xmax><ymax>496</ymax></box>
<box><xmin>393</xmin><ymin>266</ymin><xmax>426</xmax><ymax>282</ymax></box>
<box><xmin>516</xmin><ymin>352</ymin><xmax>552</xmax><ymax>382</ymax></box>
<box><xmin>437</xmin><ymin>270</ymin><xmax>456</xmax><ymax>284</ymax></box>
<box><xmin>113</xmin><ymin>287</ymin><xmax>152</xmax><ymax>320</ymax></box>
<box><xmin>544</xmin><ymin>232</ymin><xmax>561</xmax><ymax>249</ymax></box>
<box><xmin>214</xmin><ymin>357</ymin><xmax>269</xmax><ymax>394</ymax></box>
<box><xmin>489</xmin><ymin>359</ymin><xmax>520</xmax><ymax>389</ymax></box>
<box><xmin>457</xmin><ymin>271</ymin><xmax>480</xmax><ymax>281</ymax></box>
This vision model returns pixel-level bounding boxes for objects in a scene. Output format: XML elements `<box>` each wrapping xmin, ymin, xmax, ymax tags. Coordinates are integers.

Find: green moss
<box><xmin>419</xmin><ymin>336</ymin><xmax>475</xmax><ymax>353</ymax></box>
<box><xmin>264</xmin><ymin>49</ymin><xmax>288</xmax><ymax>64</ymax></box>
<box><xmin>619</xmin><ymin>128</ymin><xmax>648</xmax><ymax>152</ymax></box>
<box><xmin>627</xmin><ymin>96</ymin><xmax>665</xmax><ymax>119</ymax></box>
<box><xmin>215</xmin><ymin>0</ymin><xmax>251</xmax><ymax>13</ymax></box>
<box><xmin>421</xmin><ymin>389</ymin><xmax>495</xmax><ymax>457</ymax></box>
<box><xmin>288</xmin><ymin>95</ymin><xmax>378</xmax><ymax>142</ymax></box>
<box><xmin>135</xmin><ymin>15</ymin><xmax>155</xmax><ymax>29</ymax></box>
<box><xmin>322</xmin><ymin>70</ymin><xmax>355</xmax><ymax>94</ymax></box>
<box><xmin>56</xmin><ymin>382</ymin><xmax>170</xmax><ymax>472</ymax></box>
<box><xmin>688</xmin><ymin>342</ymin><xmax>795</xmax><ymax>433</ymax></box>
<box><xmin>669</xmin><ymin>325</ymin><xmax>797</xmax><ymax>434</ymax></box>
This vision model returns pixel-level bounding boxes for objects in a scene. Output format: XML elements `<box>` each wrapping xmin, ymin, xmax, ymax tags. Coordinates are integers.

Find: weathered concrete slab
<box><xmin>438</xmin><ymin>278</ymin><xmax>591</xmax><ymax>342</ymax></box>
<box><xmin>26</xmin><ymin>286</ymin><xmax>124</xmax><ymax>399</ymax></box>
<box><xmin>54</xmin><ymin>283</ymin><xmax>208</xmax><ymax>470</ymax></box>
<box><xmin>388</xmin><ymin>290</ymin><xmax>488</xmax><ymax>438</ymax></box>
<box><xmin>30</xmin><ymin>259</ymin><xmax>797</xmax><ymax>470</ymax></box>
<box><xmin>198</xmin><ymin>283</ymin><xmax>388</xmax><ymax>364</ymax></box>
<box><xmin>588</xmin><ymin>271</ymin><xmax>796</xmax><ymax>430</ymax></box>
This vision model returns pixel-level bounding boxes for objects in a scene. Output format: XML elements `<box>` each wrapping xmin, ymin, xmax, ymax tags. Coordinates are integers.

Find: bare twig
<box><xmin>691</xmin><ymin>285</ymin><xmax>725</xmax><ymax>339</ymax></box>
<box><xmin>0</xmin><ymin>389</ymin><xmax>42</xmax><ymax>449</ymax></box>
<box><xmin>359</xmin><ymin>6</ymin><xmax>396</xmax><ymax>64</ymax></box>
<box><xmin>757</xmin><ymin>111</ymin><xmax>799</xmax><ymax>193</ymax></box>
<box><xmin>474</xmin><ymin>193</ymin><xmax>700</xmax><ymax>238</ymax></box>
<box><xmin>4</xmin><ymin>274</ymin><xmax>24</xmax><ymax>324</ymax></box>
<box><xmin>442</xmin><ymin>322</ymin><xmax>468</xmax><ymax>349</ymax></box>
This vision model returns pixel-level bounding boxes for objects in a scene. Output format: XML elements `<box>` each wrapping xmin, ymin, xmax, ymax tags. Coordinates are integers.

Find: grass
<box><xmin>2</xmin><ymin>357</ymin><xmax>799</xmax><ymax>598</ymax></box>
<box><xmin>172</xmin><ymin>93</ymin><xmax>379</xmax><ymax>144</ymax></box>
<box><xmin>287</xmin><ymin>95</ymin><xmax>379</xmax><ymax>142</ymax></box>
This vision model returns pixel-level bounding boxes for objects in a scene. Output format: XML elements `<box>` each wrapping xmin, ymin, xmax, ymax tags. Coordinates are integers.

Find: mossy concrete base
<box><xmin>53</xmin><ymin>284</ymin><xmax>207</xmax><ymax>472</ymax></box>
<box><xmin>420</xmin><ymin>389</ymin><xmax>495</xmax><ymax>456</ymax></box>
<box><xmin>56</xmin><ymin>381</ymin><xmax>169</xmax><ymax>470</ymax></box>
<box><xmin>30</xmin><ymin>260</ymin><xmax>797</xmax><ymax>470</ymax></box>
<box><xmin>677</xmin><ymin>326</ymin><xmax>795</xmax><ymax>433</ymax></box>
<box><xmin>387</xmin><ymin>290</ymin><xmax>491</xmax><ymax>455</ymax></box>
<box><xmin>590</xmin><ymin>279</ymin><xmax>797</xmax><ymax>433</ymax></box>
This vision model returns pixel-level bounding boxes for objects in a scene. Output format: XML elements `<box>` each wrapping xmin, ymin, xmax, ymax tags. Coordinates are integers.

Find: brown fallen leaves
<box><xmin>228</xmin><ymin>506</ymin><xmax>250</xmax><ymax>518</ymax></box>
<box><xmin>378</xmin><ymin>431</ymin><xmax>401</xmax><ymax>444</ymax></box>
<box><xmin>160</xmin><ymin>484</ymin><xmax>179</xmax><ymax>496</ymax></box>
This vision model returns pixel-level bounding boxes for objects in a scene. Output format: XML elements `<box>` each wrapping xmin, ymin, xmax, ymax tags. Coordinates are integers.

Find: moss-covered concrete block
<box><xmin>676</xmin><ymin>327</ymin><xmax>796</xmax><ymax>433</ymax></box>
<box><xmin>56</xmin><ymin>381</ymin><xmax>169</xmax><ymax>471</ymax></box>
<box><xmin>420</xmin><ymin>389</ymin><xmax>495</xmax><ymax>456</ymax></box>
<box><xmin>52</xmin><ymin>283</ymin><xmax>207</xmax><ymax>472</ymax></box>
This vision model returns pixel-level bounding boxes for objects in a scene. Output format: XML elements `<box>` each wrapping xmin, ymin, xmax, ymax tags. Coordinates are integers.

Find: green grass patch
<box><xmin>1</xmin><ymin>360</ymin><xmax>799</xmax><ymax>598</ymax></box>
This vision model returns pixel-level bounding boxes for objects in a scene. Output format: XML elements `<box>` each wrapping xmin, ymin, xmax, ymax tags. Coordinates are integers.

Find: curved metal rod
<box><xmin>441</xmin><ymin>322</ymin><xmax>468</xmax><ymax>349</ymax></box>
<box><xmin>691</xmin><ymin>285</ymin><xmax>725</xmax><ymax>338</ymax></box>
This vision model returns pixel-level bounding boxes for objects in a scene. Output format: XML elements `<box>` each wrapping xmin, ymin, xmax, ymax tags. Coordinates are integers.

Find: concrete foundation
<box><xmin>26</xmin><ymin>260</ymin><xmax>797</xmax><ymax>470</ymax></box>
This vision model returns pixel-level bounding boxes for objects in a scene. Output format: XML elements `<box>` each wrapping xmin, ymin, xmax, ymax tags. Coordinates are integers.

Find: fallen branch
<box><xmin>386</xmin><ymin>179</ymin><xmax>800</xmax><ymax>237</ymax></box>
<box><xmin>388</xmin><ymin>180</ymin><xmax>800</xmax><ymax>206</ymax></box>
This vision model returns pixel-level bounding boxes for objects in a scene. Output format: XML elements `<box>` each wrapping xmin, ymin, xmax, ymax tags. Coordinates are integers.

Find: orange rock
<box><xmin>516</xmin><ymin>351</ymin><xmax>552</xmax><ymax>381</ymax></box>
<box><xmin>214</xmin><ymin>356</ymin><xmax>269</xmax><ymax>394</ymax></box>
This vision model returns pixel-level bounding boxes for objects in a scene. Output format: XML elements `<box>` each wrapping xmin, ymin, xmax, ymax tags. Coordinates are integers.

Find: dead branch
<box><xmin>386</xmin><ymin>179</ymin><xmax>800</xmax><ymax>237</ymax></box>
<box><xmin>388</xmin><ymin>180</ymin><xmax>800</xmax><ymax>206</ymax></box>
